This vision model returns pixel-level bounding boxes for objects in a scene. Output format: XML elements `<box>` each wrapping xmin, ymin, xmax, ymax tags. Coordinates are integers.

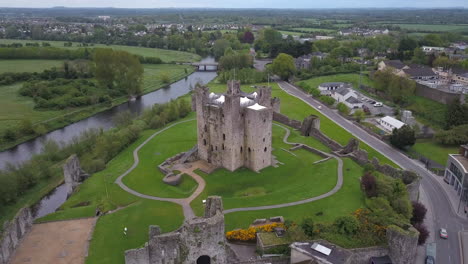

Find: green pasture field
<box><xmin>0</xmin><ymin>59</ymin><xmax>64</xmax><ymax>73</ymax></box>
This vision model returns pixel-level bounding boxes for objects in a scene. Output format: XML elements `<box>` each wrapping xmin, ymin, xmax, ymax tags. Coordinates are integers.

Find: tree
<box><xmin>213</xmin><ymin>39</ymin><xmax>230</xmax><ymax>59</ymax></box>
<box><xmin>301</xmin><ymin>218</ymin><xmax>315</xmax><ymax>238</ymax></box>
<box><xmin>411</xmin><ymin>201</ymin><xmax>427</xmax><ymax>225</ymax></box>
<box><xmin>94</xmin><ymin>49</ymin><xmax>144</xmax><ymax>96</ymax></box>
<box><xmin>435</xmin><ymin>124</ymin><xmax>468</xmax><ymax>145</ymax></box>
<box><xmin>242</xmin><ymin>31</ymin><xmax>255</xmax><ymax>44</ymax></box>
<box><xmin>413</xmin><ymin>223</ymin><xmax>429</xmax><ymax>245</ymax></box>
<box><xmin>271</xmin><ymin>53</ymin><xmax>295</xmax><ymax>80</ymax></box>
<box><xmin>390</xmin><ymin>125</ymin><xmax>416</xmax><ymax>149</ymax></box>
<box><xmin>433</xmin><ymin>56</ymin><xmax>457</xmax><ymax>70</ymax></box>
<box><xmin>411</xmin><ymin>47</ymin><xmax>427</xmax><ymax>65</ymax></box>
<box><xmin>361</xmin><ymin>172</ymin><xmax>378</xmax><ymax>197</ymax></box>
<box><xmin>337</xmin><ymin>102</ymin><xmax>350</xmax><ymax>115</ymax></box>
<box><xmin>334</xmin><ymin>216</ymin><xmax>360</xmax><ymax>235</ymax></box>
<box><xmin>19</xmin><ymin>119</ymin><xmax>34</xmax><ymax>135</ymax></box>
<box><xmin>353</xmin><ymin>109</ymin><xmax>365</xmax><ymax>122</ymax></box>
<box><xmin>444</xmin><ymin>100</ymin><xmax>468</xmax><ymax>130</ymax></box>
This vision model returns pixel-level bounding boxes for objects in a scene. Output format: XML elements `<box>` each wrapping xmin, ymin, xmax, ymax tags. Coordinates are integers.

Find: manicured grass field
<box><xmin>0</xmin><ymin>64</ymin><xmax>193</xmax><ymax>151</ymax></box>
<box><xmin>409</xmin><ymin>139</ymin><xmax>459</xmax><ymax>166</ymax></box>
<box><xmin>222</xmin><ymin>158</ymin><xmax>365</xmax><ymax>231</ymax></box>
<box><xmin>122</xmin><ymin>120</ymin><xmax>199</xmax><ymax>198</ymax></box>
<box><xmin>0</xmin><ymin>39</ymin><xmax>201</xmax><ymax>62</ymax></box>
<box><xmin>0</xmin><ymin>59</ymin><xmax>63</xmax><ymax>73</ymax></box>
<box><xmin>292</xmin><ymin>27</ymin><xmax>337</xmax><ymax>33</ymax></box>
<box><xmin>190</xmin><ymin>125</ymin><xmax>338</xmax><ymax>214</ymax></box>
<box><xmin>208</xmin><ymin>80</ymin><xmax>397</xmax><ymax>167</ymax></box>
<box><xmin>296</xmin><ymin>73</ymin><xmax>374</xmax><ymax>90</ymax></box>
<box><xmin>279</xmin><ymin>31</ymin><xmax>303</xmax><ymax>36</ymax></box>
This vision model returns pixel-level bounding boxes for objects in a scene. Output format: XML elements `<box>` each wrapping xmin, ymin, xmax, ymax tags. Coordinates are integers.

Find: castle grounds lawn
<box><xmin>85</xmin><ymin>200</ymin><xmax>183</xmax><ymax>264</ymax></box>
<box><xmin>408</xmin><ymin>139</ymin><xmax>459</xmax><ymax>166</ymax></box>
<box><xmin>222</xmin><ymin>158</ymin><xmax>365</xmax><ymax>232</ymax></box>
<box><xmin>0</xmin><ymin>39</ymin><xmax>201</xmax><ymax>62</ymax></box>
<box><xmin>0</xmin><ymin>64</ymin><xmax>193</xmax><ymax>151</ymax></box>
<box><xmin>0</xmin><ymin>59</ymin><xmax>63</xmax><ymax>73</ymax></box>
<box><xmin>122</xmin><ymin>119</ymin><xmax>199</xmax><ymax>198</ymax></box>
<box><xmin>191</xmin><ymin>124</ymin><xmax>337</xmax><ymax>214</ymax></box>
<box><xmin>207</xmin><ymin>81</ymin><xmax>397</xmax><ymax>167</ymax></box>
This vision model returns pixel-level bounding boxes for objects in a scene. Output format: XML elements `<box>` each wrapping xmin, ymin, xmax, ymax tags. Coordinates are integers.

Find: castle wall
<box><xmin>221</xmin><ymin>93</ymin><xmax>244</xmax><ymax>171</ymax></box>
<box><xmin>206</xmin><ymin>105</ymin><xmax>224</xmax><ymax>167</ymax></box>
<box><xmin>244</xmin><ymin>107</ymin><xmax>273</xmax><ymax>171</ymax></box>
<box><xmin>195</xmin><ymin>86</ymin><xmax>210</xmax><ymax>163</ymax></box>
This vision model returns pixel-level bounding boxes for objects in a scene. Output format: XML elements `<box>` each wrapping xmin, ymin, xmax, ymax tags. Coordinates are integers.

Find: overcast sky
<box><xmin>1</xmin><ymin>0</ymin><xmax>467</xmax><ymax>8</ymax></box>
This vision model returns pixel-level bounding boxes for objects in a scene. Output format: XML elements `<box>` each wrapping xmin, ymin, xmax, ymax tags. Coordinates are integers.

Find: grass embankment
<box><xmin>208</xmin><ymin>80</ymin><xmax>397</xmax><ymax>167</ymax></box>
<box><xmin>408</xmin><ymin>139</ymin><xmax>459</xmax><ymax>166</ymax></box>
<box><xmin>35</xmin><ymin>117</ymin><xmax>196</xmax><ymax>264</ymax></box>
<box><xmin>190</xmin><ymin>125</ymin><xmax>339</xmax><ymax>215</ymax></box>
<box><xmin>0</xmin><ymin>64</ymin><xmax>194</xmax><ymax>151</ymax></box>
<box><xmin>0</xmin><ymin>39</ymin><xmax>201</xmax><ymax>63</ymax></box>
<box><xmin>0</xmin><ymin>59</ymin><xmax>64</xmax><ymax>73</ymax></box>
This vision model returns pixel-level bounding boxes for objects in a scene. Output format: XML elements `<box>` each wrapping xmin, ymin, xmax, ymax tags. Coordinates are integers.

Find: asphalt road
<box><xmin>278</xmin><ymin>81</ymin><xmax>466</xmax><ymax>264</ymax></box>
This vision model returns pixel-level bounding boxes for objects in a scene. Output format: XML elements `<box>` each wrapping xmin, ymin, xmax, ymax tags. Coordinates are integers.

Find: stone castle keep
<box><xmin>193</xmin><ymin>81</ymin><xmax>278</xmax><ymax>172</ymax></box>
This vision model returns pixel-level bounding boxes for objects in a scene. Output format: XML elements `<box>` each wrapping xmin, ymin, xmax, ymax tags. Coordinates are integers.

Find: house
<box><xmin>379</xmin><ymin>116</ymin><xmax>405</xmax><ymax>133</ymax></box>
<box><xmin>444</xmin><ymin>145</ymin><xmax>468</xmax><ymax>198</ymax></box>
<box><xmin>421</xmin><ymin>46</ymin><xmax>446</xmax><ymax>54</ymax></box>
<box><xmin>295</xmin><ymin>52</ymin><xmax>328</xmax><ymax>70</ymax></box>
<box><xmin>318</xmin><ymin>82</ymin><xmax>352</xmax><ymax>95</ymax></box>
<box><xmin>315</xmin><ymin>35</ymin><xmax>334</xmax><ymax>40</ymax></box>
<box><xmin>331</xmin><ymin>87</ymin><xmax>363</xmax><ymax>108</ymax></box>
<box><xmin>378</xmin><ymin>60</ymin><xmax>409</xmax><ymax>72</ymax></box>
<box><xmin>402</xmin><ymin>65</ymin><xmax>437</xmax><ymax>80</ymax></box>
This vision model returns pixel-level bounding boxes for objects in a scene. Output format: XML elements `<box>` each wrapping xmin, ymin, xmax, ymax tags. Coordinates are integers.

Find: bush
<box><xmin>411</xmin><ymin>201</ymin><xmax>427</xmax><ymax>225</ymax></box>
<box><xmin>391</xmin><ymin>197</ymin><xmax>413</xmax><ymax>219</ymax></box>
<box><xmin>337</xmin><ymin>102</ymin><xmax>350</xmax><ymax>115</ymax></box>
<box><xmin>361</xmin><ymin>172</ymin><xmax>378</xmax><ymax>198</ymax></box>
<box><xmin>390</xmin><ymin>125</ymin><xmax>416</xmax><ymax>149</ymax></box>
<box><xmin>318</xmin><ymin>95</ymin><xmax>335</xmax><ymax>105</ymax></box>
<box><xmin>435</xmin><ymin>124</ymin><xmax>468</xmax><ymax>145</ymax></box>
<box><xmin>159</xmin><ymin>72</ymin><xmax>171</xmax><ymax>84</ymax></box>
<box><xmin>333</xmin><ymin>215</ymin><xmax>360</xmax><ymax>235</ymax></box>
<box><xmin>301</xmin><ymin>218</ymin><xmax>315</xmax><ymax>238</ymax></box>
<box><xmin>363</xmin><ymin>163</ymin><xmax>375</xmax><ymax>173</ymax></box>
<box><xmin>309</xmin><ymin>88</ymin><xmax>321</xmax><ymax>97</ymax></box>
<box><xmin>413</xmin><ymin>223</ymin><xmax>429</xmax><ymax>245</ymax></box>
<box><xmin>3</xmin><ymin>128</ymin><xmax>16</xmax><ymax>141</ymax></box>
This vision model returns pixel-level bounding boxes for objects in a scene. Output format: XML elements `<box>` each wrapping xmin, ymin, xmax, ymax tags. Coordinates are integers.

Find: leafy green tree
<box><xmin>301</xmin><ymin>218</ymin><xmax>315</xmax><ymax>238</ymax></box>
<box><xmin>435</xmin><ymin>124</ymin><xmax>468</xmax><ymax>145</ymax></box>
<box><xmin>19</xmin><ymin>119</ymin><xmax>34</xmax><ymax>135</ymax></box>
<box><xmin>353</xmin><ymin>109</ymin><xmax>365</xmax><ymax>122</ymax></box>
<box><xmin>213</xmin><ymin>39</ymin><xmax>230</xmax><ymax>59</ymax></box>
<box><xmin>337</xmin><ymin>102</ymin><xmax>350</xmax><ymax>115</ymax></box>
<box><xmin>334</xmin><ymin>216</ymin><xmax>360</xmax><ymax>235</ymax></box>
<box><xmin>411</xmin><ymin>47</ymin><xmax>427</xmax><ymax>65</ymax></box>
<box><xmin>271</xmin><ymin>53</ymin><xmax>295</xmax><ymax>80</ymax></box>
<box><xmin>390</xmin><ymin>125</ymin><xmax>416</xmax><ymax>149</ymax></box>
<box><xmin>445</xmin><ymin>100</ymin><xmax>468</xmax><ymax>129</ymax></box>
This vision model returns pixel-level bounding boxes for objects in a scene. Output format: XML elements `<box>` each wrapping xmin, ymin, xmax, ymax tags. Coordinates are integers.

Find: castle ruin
<box><xmin>193</xmin><ymin>81</ymin><xmax>278</xmax><ymax>172</ymax></box>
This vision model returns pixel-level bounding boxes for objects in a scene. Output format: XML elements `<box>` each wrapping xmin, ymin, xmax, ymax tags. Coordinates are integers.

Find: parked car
<box><xmin>369</xmin><ymin>100</ymin><xmax>376</xmax><ymax>104</ymax></box>
<box><xmin>439</xmin><ymin>228</ymin><xmax>448</xmax><ymax>239</ymax></box>
<box><xmin>373</xmin><ymin>102</ymin><xmax>383</xmax><ymax>107</ymax></box>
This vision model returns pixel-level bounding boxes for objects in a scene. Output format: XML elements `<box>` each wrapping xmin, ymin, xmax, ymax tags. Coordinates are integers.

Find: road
<box><xmin>278</xmin><ymin>81</ymin><xmax>466</xmax><ymax>264</ymax></box>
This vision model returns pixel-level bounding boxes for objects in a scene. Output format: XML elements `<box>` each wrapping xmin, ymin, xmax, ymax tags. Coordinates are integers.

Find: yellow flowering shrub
<box><xmin>225</xmin><ymin>223</ymin><xmax>285</xmax><ymax>241</ymax></box>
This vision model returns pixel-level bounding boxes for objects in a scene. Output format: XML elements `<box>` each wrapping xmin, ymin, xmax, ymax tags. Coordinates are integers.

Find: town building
<box><xmin>421</xmin><ymin>46</ymin><xmax>446</xmax><ymax>54</ymax></box>
<box><xmin>402</xmin><ymin>64</ymin><xmax>438</xmax><ymax>80</ymax></box>
<box><xmin>331</xmin><ymin>87</ymin><xmax>363</xmax><ymax>109</ymax></box>
<box><xmin>378</xmin><ymin>60</ymin><xmax>409</xmax><ymax>72</ymax></box>
<box><xmin>295</xmin><ymin>52</ymin><xmax>328</xmax><ymax>70</ymax></box>
<box><xmin>193</xmin><ymin>81</ymin><xmax>277</xmax><ymax>172</ymax></box>
<box><xmin>444</xmin><ymin>145</ymin><xmax>468</xmax><ymax>198</ymax></box>
<box><xmin>379</xmin><ymin>116</ymin><xmax>405</xmax><ymax>133</ymax></box>
<box><xmin>318</xmin><ymin>82</ymin><xmax>352</xmax><ymax>95</ymax></box>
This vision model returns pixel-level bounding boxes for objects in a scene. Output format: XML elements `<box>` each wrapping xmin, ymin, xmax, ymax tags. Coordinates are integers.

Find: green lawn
<box><xmin>279</xmin><ymin>31</ymin><xmax>303</xmax><ymax>36</ymax></box>
<box><xmin>122</xmin><ymin>120</ymin><xmax>199</xmax><ymax>198</ymax></box>
<box><xmin>409</xmin><ymin>139</ymin><xmax>459</xmax><ymax>166</ymax></box>
<box><xmin>208</xmin><ymin>80</ymin><xmax>397</xmax><ymax>167</ymax></box>
<box><xmin>190</xmin><ymin>125</ymin><xmax>338</xmax><ymax>215</ymax></box>
<box><xmin>222</xmin><ymin>158</ymin><xmax>365</xmax><ymax>231</ymax></box>
<box><xmin>0</xmin><ymin>64</ymin><xmax>193</xmax><ymax>151</ymax></box>
<box><xmin>297</xmin><ymin>73</ymin><xmax>374</xmax><ymax>91</ymax></box>
<box><xmin>377</xmin><ymin>23</ymin><xmax>468</xmax><ymax>32</ymax></box>
<box><xmin>0</xmin><ymin>39</ymin><xmax>201</xmax><ymax>63</ymax></box>
<box><xmin>0</xmin><ymin>59</ymin><xmax>63</xmax><ymax>73</ymax></box>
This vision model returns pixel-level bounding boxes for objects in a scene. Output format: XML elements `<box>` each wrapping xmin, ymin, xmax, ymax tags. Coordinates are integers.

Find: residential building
<box><xmin>377</xmin><ymin>60</ymin><xmax>409</xmax><ymax>72</ymax></box>
<box><xmin>295</xmin><ymin>52</ymin><xmax>328</xmax><ymax>70</ymax></box>
<box><xmin>379</xmin><ymin>116</ymin><xmax>405</xmax><ymax>133</ymax></box>
<box><xmin>402</xmin><ymin>65</ymin><xmax>438</xmax><ymax>80</ymax></box>
<box><xmin>444</xmin><ymin>145</ymin><xmax>468</xmax><ymax>197</ymax></box>
<box><xmin>421</xmin><ymin>46</ymin><xmax>446</xmax><ymax>54</ymax></box>
<box><xmin>318</xmin><ymin>82</ymin><xmax>352</xmax><ymax>95</ymax></box>
<box><xmin>331</xmin><ymin>87</ymin><xmax>363</xmax><ymax>108</ymax></box>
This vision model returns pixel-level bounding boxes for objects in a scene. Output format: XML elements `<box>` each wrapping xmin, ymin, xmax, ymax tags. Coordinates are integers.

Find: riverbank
<box><xmin>0</xmin><ymin>64</ymin><xmax>195</xmax><ymax>152</ymax></box>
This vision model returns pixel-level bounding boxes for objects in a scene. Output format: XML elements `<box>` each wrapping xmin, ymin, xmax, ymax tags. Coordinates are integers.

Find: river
<box><xmin>0</xmin><ymin>57</ymin><xmax>217</xmax><ymax>170</ymax></box>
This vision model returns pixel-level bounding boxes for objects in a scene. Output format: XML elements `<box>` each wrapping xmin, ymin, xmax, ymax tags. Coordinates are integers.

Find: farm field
<box><xmin>279</xmin><ymin>30</ymin><xmax>303</xmax><ymax>36</ymax></box>
<box><xmin>408</xmin><ymin>139</ymin><xmax>459</xmax><ymax>166</ymax></box>
<box><xmin>0</xmin><ymin>63</ymin><xmax>194</xmax><ymax>151</ymax></box>
<box><xmin>0</xmin><ymin>59</ymin><xmax>64</xmax><ymax>73</ymax></box>
<box><xmin>0</xmin><ymin>39</ymin><xmax>201</xmax><ymax>62</ymax></box>
<box><xmin>374</xmin><ymin>23</ymin><xmax>468</xmax><ymax>32</ymax></box>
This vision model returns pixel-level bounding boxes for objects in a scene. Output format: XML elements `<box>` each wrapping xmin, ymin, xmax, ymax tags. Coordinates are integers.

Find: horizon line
<box><xmin>0</xmin><ymin>6</ymin><xmax>466</xmax><ymax>10</ymax></box>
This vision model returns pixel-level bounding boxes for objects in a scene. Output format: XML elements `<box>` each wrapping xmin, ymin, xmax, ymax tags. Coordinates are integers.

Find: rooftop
<box><xmin>291</xmin><ymin>241</ymin><xmax>352</xmax><ymax>264</ymax></box>
<box><xmin>345</xmin><ymin>96</ymin><xmax>361</xmax><ymax>104</ymax></box>
<box><xmin>380</xmin><ymin>116</ymin><xmax>405</xmax><ymax>129</ymax></box>
<box><xmin>384</xmin><ymin>60</ymin><xmax>406</xmax><ymax>70</ymax></box>
<box><xmin>319</xmin><ymin>82</ymin><xmax>351</xmax><ymax>88</ymax></box>
<box><xmin>451</xmin><ymin>155</ymin><xmax>468</xmax><ymax>174</ymax></box>
<box><xmin>247</xmin><ymin>103</ymin><xmax>266</xmax><ymax>111</ymax></box>
<box><xmin>336</xmin><ymin>87</ymin><xmax>352</xmax><ymax>96</ymax></box>
<box><xmin>403</xmin><ymin>67</ymin><xmax>436</xmax><ymax>77</ymax></box>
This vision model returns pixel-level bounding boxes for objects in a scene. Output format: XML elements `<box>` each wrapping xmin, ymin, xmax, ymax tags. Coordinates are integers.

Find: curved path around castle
<box><xmin>114</xmin><ymin>119</ymin><xmax>344</xmax><ymax>220</ymax></box>
<box><xmin>223</xmin><ymin>124</ymin><xmax>344</xmax><ymax>214</ymax></box>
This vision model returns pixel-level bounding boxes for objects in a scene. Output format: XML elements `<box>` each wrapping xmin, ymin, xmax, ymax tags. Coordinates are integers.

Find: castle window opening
<box><xmin>248</xmin><ymin>147</ymin><xmax>251</xmax><ymax>153</ymax></box>
<box><xmin>204</xmin><ymin>125</ymin><xmax>207</xmax><ymax>132</ymax></box>
<box><xmin>211</xmin><ymin>145</ymin><xmax>213</xmax><ymax>151</ymax></box>
<box><xmin>240</xmin><ymin>147</ymin><xmax>243</xmax><ymax>153</ymax></box>
<box><xmin>203</xmin><ymin>139</ymin><xmax>206</xmax><ymax>146</ymax></box>
<box><xmin>197</xmin><ymin>255</ymin><xmax>211</xmax><ymax>264</ymax></box>
<box><xmin>263</xmin><ymin>138</ymin><xmax>265</xmax><ymax>142</ymax></box>
<box><xmin>222</xmin><ymin>144</ymin><xmax>225</xmax><ymax>150</ymax></box>
<box><xmin>223</xmin><ymin>134</ymin><xmax>225</xmax><ymax>140</ymax></box>
<box><xmin>264</xmin><ymin>147</ymin><xmax>267</xmax><ymax>152</ymax></box>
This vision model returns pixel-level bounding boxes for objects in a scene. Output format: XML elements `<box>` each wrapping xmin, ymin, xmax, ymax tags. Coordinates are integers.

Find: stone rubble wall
<box><xmin>63</xmin><ymin>154</ymin><xmax>89</xmax><ymax>197</ymax></box>
<box><xmin>386</xmin><ymin>225</ymin><xmax>419</xmax><ymax>264</ymax></box>
<box><xmin>0</xmin><ymin>208</ymin><xmax>33</xmax><ymax>264</ymax></box>
<box><xmin>273</xmin><ymin>112</ymin><xmax>302</xmax><ymax>130</ymax></box>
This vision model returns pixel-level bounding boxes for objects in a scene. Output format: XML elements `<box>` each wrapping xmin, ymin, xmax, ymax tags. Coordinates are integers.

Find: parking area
<box><xmin>355</xmin><ymin>92</ymin><xmax>394</xmax><ymax>116</ymax></box>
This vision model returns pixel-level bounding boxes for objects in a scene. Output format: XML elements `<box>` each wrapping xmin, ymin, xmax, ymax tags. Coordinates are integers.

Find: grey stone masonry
<box><xmin>0</xmin><ymin>208</ymin><xmax>33</xmax><ymax>264</ymax></box>
<box><xmin>386</xmin><ymin>225</ymin><xmax>419</xmax><ymax>264</ymax></box>
<box><xmin>125</xmin><ymin>196</ymin><xmax>229</xmax><ymax>264</ymax></box>
<box><xmin>63</xmin><ymin>154</ymin><xmax>89</xmax><ymax>196</ymax></box>
<box><xmin>193</xmin><ymin>81</ymin><xmax>278</xmax><ymax>172</ymax></box>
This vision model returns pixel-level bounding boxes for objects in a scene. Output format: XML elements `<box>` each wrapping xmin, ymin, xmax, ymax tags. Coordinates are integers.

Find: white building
<box><xmin>379</xmin><ymin>116</ymin><xmax>405</xmax><ymax>132</ymax></box>
<box><xmin>319</xmin><ymin>82</ymin><xmax>352</xmax><ymax>95</ymax></box>
<box><xmin>331</xmin><ymin>87</ymin><xmax>363</xmax><ymax>109</ymax></box>
<box><xmin>421</xmin><ymin>46</ymin><xmax>445</xmax><ymax>54</ymax></box>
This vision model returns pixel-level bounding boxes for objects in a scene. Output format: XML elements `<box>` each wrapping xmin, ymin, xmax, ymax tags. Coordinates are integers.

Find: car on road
<box><xmin>373</xmin><ymin>102</ymin><xmax>383</xmax><ymax>107</ymax></box>
<box><xmin>369</xmin><ymin>100</ymin><xmax>376</xmax><ymax>104</ymax></box>
<box><xmin>425</xmin><ymin>255</ymin><xmax>435</xmax><ymax>264</ymax></box>
<box><xmin>439</xmin><ymin>228</ymin><xmax>448</xmax><ymax>239</ymax></box>
<box><xmin>317</xmin><ymin>105</ymin><xmax>322</xmax><ymax>109</ymax></box>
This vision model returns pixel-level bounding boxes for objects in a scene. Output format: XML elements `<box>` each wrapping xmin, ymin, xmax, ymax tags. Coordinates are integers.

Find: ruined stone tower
<box><xmin>194</xmin><ymin>81</ymin><xmax>276</xmax><ymax>172</ymax></box>
<box><xmin>124</xmin><ymin>196</ymin><xmax>228</xmax><ymax>264</ymax></box>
